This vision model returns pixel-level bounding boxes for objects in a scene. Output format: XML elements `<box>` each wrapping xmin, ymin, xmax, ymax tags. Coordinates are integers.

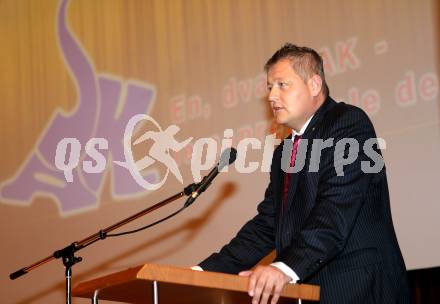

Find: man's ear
<box><xmin>308</xmin><ymin>75</ymin><xmax>323</xmax><ymax>97</ymax></box>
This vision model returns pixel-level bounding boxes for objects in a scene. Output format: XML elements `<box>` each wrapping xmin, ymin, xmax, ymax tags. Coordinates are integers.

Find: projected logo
<box><xmin>0</xmin><ymin>0</ymin><xmax>157</xmax><ymax>214</ymax></box>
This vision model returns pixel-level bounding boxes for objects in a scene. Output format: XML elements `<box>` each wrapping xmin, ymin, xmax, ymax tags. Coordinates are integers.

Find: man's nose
<box><xmin>268</xmin><ymin>86</ymin><xmax>280</xmax><ymax>102</ymax></box>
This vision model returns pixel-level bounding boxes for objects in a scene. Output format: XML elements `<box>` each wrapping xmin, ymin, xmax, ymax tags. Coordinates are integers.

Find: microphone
<box><xmin>184</xmin><ymin>147</ymin><xmax>237</xmax><ymax>207</ymax></box>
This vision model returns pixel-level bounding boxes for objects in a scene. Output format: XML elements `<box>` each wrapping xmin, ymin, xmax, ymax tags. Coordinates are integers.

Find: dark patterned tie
<box><xmin>283</xmin><ymin>135</ymin><xmax>302</xmax><ymax>209</ymax></box>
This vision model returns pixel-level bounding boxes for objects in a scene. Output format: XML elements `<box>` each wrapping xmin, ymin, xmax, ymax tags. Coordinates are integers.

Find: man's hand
<box><xmin>239</xmin><ymin>265</ymin><xmax>291</xmax><ymax>304</ymax></box>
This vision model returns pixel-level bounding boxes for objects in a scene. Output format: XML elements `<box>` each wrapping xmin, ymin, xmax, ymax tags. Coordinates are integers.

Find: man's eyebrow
<box><xmin>267</xmin><ymin>77</ymin><xmax>291</xmax><ymax>84</ymax></box>
<box><xmin>268</xmin><ymin>76</ymin><xmax>289</xmax><ymax>81</ymax></box>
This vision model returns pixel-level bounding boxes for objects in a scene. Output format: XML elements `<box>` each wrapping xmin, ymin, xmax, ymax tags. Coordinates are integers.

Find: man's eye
<box><xmin>267</xmin><ymin>85</ymin><xmax>273</xmax><ymax>90</ymax></box>
<box><xmin>279</xmin><ymin>82</ymin><xmax>289</xmax><ymax>88</ymax></box>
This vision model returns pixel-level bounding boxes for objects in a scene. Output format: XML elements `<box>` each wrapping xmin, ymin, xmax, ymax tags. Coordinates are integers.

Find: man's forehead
<box><xmin>267</xmin><ymin>60</ymin><xmax>298</xmax><ymax>81</ymax></box>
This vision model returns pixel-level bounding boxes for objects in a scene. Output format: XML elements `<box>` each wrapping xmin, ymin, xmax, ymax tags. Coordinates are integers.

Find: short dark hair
<box><xmin>264</xmin><ymin>43</ymin><xmax>329</xmax><ymax>97</ymax></box>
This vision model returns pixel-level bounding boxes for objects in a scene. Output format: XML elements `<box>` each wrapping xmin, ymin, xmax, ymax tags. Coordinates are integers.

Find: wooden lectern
<box><xmin>72</xmin><ymin>263</ymin><xmax>320</xmax><ymax>303</ymax></box>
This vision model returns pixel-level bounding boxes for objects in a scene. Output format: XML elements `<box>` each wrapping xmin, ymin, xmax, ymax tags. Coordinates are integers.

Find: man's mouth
<box><xmin>273</xmin><ymin>106</ymin><xmax>283</xmax><ymax>113</ymax></box>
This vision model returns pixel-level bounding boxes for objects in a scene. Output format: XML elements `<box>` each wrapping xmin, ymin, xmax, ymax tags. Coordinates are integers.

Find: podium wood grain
<box><xmin>72</xmin><ymin>263</ymin><xmax>320</xmax><ymax>303</ymax></box>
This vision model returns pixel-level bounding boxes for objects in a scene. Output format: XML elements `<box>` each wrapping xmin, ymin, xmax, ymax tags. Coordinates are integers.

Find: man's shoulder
<box><xmin>271</xmin><ymin>99</ymin><xmax>375</xmax><ymax>156</ymax></box>
<box><xmin>326</xmin><ymin>99</ymin><xmax>370</xmax><ymax>121</ymax></box>
<box><xmin>321</xmin><ymin>98</ymin><xmax>374</xmax><ymax>131</ymax></box>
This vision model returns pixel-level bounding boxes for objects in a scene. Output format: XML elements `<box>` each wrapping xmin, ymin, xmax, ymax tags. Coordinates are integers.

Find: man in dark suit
<box><xmin>197</xmin><ymin>44</ymin><xmax>411</xmax><ymax>304</ymax></box>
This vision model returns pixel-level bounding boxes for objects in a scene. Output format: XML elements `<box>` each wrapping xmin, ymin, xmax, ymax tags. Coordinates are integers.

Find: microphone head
<box><xmin>218</xmin><ymin>147</ymin><xmax>237</xmax><ymax>170</ymax></box>
<box><xmin>228</xmin><ymin>147</ymin><xmax>237</xmax><ymax>164</ymax></box>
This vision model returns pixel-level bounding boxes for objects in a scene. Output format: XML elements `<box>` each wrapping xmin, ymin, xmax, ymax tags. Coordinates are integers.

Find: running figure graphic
<box><xmin>133</xmin><ymin>125</ymin><xmax>192</xmax><ymax>183</ymax></box>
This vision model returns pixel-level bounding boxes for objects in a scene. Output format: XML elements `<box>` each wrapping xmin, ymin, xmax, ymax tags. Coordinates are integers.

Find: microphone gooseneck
<box><xmin>184</xmin><ymin>148</ymin><xmax>237</xmax><ymax>207</ymax></box>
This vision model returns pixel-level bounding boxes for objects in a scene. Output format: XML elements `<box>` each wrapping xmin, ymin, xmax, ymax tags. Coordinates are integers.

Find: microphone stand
<box><xmin>9</xmin><ymin>183</ymin><xmax>197</xmax><ymax>304</ymax></box>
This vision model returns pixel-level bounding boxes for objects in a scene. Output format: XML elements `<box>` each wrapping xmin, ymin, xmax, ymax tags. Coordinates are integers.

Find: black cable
<box><xmin>103</xmin><ymin>183</ymin><xmax>200</xmax><ymax>238</ymax></box>
<box><xmin>105</xmin><ymin>205</ymin><xmax>187</xmax><ymax>238</ymax></box>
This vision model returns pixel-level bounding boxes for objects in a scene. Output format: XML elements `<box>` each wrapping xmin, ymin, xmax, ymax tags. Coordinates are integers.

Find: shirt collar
<box><xmin>292</xmin><ymin>115</ymin><xmax>314</xmax><ymax>137</ymax></box>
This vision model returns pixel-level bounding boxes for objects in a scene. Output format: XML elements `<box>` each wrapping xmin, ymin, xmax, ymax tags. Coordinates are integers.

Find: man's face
<box><xmin>267</xmin><ymin>59</ymin><xmax>319</xmax><ymax>132</ymax></box>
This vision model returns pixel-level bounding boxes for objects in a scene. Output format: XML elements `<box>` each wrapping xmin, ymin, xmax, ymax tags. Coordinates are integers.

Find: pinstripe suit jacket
<box><xmin>200</xmin><ymin>97</ymin><xmax>411</xmax><ymax>303</ymax></box>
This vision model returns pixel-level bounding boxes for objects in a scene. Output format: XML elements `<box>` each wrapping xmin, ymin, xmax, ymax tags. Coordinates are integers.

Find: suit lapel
<box><xmin>281</xmin><ymin>97</ymin><xmax>337</xmax><ymax>219</ymax></box>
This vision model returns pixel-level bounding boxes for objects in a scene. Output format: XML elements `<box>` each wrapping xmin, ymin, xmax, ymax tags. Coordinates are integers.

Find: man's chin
<box><xmin>276</xmin><ymin>119</ymin><xmax>292</xmax><ymax>129</ymax></box>
<box><xmin>274</xmin><ymin>115</ymin><xmax>286</xmax><ymax>125</ymax></box>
